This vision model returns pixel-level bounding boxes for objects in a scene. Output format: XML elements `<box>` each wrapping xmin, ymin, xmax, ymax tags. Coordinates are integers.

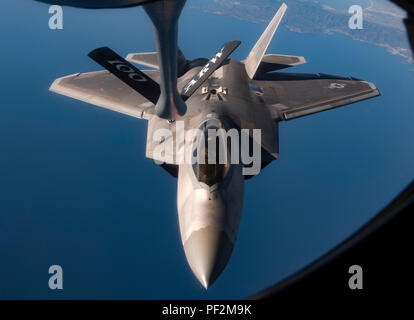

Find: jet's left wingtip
<box><xmin>362</xmin><ymin>80</ymin><xmax>377</xmax><ymax>90</ymax></box>
<box><xmin>362</xmin><ymin>80</ymin><xmax>381</xmax><ymax>97</ymax></box>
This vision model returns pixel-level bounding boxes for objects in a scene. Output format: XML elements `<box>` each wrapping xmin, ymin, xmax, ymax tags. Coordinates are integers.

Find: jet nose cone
<box><xmin>183</xmin><ymin>226</ymin><xmax>234</xmax><ymax>289</ymax></box>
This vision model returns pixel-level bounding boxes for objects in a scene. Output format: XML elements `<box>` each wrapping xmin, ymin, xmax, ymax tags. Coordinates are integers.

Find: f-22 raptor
<box><xmin>34</xmin><ymin>0</ymin><xmax>380</xmax><ymax>289</ymax></box>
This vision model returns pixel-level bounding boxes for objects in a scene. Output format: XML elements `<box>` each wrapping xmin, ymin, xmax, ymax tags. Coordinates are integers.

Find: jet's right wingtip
<box><xmin>49</xmin><ymin>76</ymin><xmax>65</xmax><ymax>93</ymax></box>
<box><xmin>49</xmin><ymin>73</ymin><xmax>81</xmax><ymax>93</ymax></box>
<box><xmin>49</xmin><ymin>79</ymin><xmax>60</xmax><ymax>93</ymax></box>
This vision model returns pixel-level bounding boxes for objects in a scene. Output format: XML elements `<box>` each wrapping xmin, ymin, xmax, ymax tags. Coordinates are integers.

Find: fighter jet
<box><xmin>34</xmin><ymin>0</ymin><xmax>380</xmax><ymax>289</ymax></box>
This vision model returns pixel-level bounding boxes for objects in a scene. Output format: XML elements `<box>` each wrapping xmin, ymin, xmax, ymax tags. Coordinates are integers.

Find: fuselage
<box><xmin>172</xmin><ymin>59</ymin><xmax>278</xmax><ymax>288</ymax></box>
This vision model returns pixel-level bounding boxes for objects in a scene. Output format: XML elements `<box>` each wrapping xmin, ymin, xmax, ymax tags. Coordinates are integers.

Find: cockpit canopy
<box><xmin>192</xmin><ymin>119</ymin><xmax>230</xmax><ymax>187</ymax></box>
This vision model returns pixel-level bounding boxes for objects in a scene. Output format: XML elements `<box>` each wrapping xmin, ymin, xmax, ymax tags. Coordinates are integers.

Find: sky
<box><xmin>0</xmin><ymin>0</ymin><xmax>414</xmax><ymax>299</ymax></box>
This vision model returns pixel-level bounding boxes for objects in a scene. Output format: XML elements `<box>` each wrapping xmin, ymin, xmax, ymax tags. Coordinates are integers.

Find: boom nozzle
<box><xmin>143</xmin><ymin>0</ymin><xmax>187</xmax><ymax>120</ymax></box>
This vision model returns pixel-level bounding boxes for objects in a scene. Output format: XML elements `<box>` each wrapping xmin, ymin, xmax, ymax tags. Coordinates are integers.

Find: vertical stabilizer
<box><xmin>244</xmin><ymin>3</ymin><xmax>287</xmax><ymax>79</ymax></box>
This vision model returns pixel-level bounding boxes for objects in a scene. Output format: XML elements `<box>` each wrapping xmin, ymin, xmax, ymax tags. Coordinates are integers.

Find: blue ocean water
<box><xmin>0</xmin><ymin>0</ymin><xmax>413</xmax><ymax>299</ymax></box>
<box><xmin>316</xmin><ymin>0</ymin><xmax>372</xmax><ymax>10</ymax></box>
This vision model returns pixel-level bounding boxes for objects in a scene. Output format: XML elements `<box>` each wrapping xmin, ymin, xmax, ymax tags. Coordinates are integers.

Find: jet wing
<box><xmin>254</xmin><ymin>72</ymin><xmax>380</xmax><ymax>121</ymax></box>
<box><xmin>49</xmin><ymin>70</ymin><xmax>160</xmax><ymax>120</ymax></box>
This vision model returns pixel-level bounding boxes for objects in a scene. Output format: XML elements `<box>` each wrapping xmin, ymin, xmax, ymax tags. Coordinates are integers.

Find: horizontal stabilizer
<box><xmin>126</xmin><ymin>52</ymin><xmax>159</xmax><ymax>69</ymax></box>
<box><xmin>34</xmin><ymin>0</ymin><xmax>157</xmax><ymax>8</ymax></box>
<box><xmin>126</xmin><ymin>49</ymin><xmax>188</xmax><ymax>76</ymax></box>
<box><xmin>244</xmin><ymin>3</ymin><xmax>287</xmax><ymax>79</ymax></box>
<box><xmin>181</xmin><ymin>40</ymin><xmax>241</xmax><ymax>100</ymax></box>
<box><xmin>88</xmin><ymin>47</ymin><xmax>161</xmax><ymax>104</ymax></box>
<box><xmin>257</xmin><ymin>54</ymin><xmax>306</xmax><ymax>74</ymax></box>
